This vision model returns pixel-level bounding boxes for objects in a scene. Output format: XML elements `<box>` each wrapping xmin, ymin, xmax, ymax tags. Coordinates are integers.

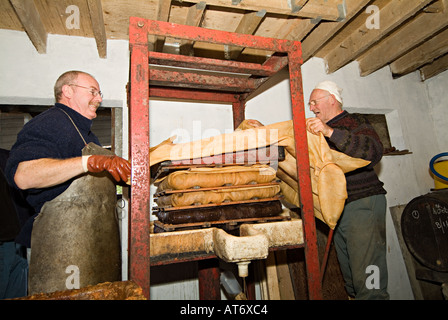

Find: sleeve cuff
<box><xmin>82</xmin><ymin>155</ymin><xmax>91</xmax><ymax>172</ymax></box>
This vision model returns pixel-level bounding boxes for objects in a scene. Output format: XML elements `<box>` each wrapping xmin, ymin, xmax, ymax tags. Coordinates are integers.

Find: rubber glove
<box><xmin>86</xmin><ymin>155</ymin><xmax>131</xmax><ymax>182</ymax></box>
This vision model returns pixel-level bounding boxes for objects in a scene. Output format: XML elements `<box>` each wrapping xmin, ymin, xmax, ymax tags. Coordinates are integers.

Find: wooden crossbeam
<box><xmin>180</xmin><ymin>2</ymin><xmax>207</xmax><ymax>56</ymax></box>
<box><xmin>87</xmin><ymin>0</ymin><xmax>107</xmax><ymax>58</ymax></box>
<box><xmin>420</xmin><ymin>53</ymin><xmax>448</xmax><ymax>81</ymax></box>
<box><xmin>10</xmin><ymin>0</ymin><xmax>47</xmax><ymax>54</ymax></box>
<box><xmin>390</xmin><ymin>27</ymin><xmax>448</xmax><ymax>77</ymax></box>
<box><xmin>358</xmin><ymin>0</ymin><xmax>448</xmax><ymax>77</ymax></box>
<box><xmin>322</xmin><ymin>0</ymin><xmax>433</xmax><ymax>73</ymax></box>
<box><xmin>226</xmin><ymin>10</ymin><xmax>266</xmax><ymax>60</ymax></box>
<box><xmin>301</xmin><ymin>0</ymin><xmax>370</xmax><ymax>61</ymax></box>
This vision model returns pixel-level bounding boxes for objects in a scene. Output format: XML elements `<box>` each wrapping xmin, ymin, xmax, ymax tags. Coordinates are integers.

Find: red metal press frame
<box><xmin>128</xmin><ymin>17</ymin><xmax>322</xmax><ymax>300</ymax></box>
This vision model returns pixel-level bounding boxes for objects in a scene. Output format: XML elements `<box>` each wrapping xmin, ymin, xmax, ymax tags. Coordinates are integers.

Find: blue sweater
<box><xmin>5</xmin><ymin>103</ymin><xmax>100</xmax><ymax>246</ymax></box>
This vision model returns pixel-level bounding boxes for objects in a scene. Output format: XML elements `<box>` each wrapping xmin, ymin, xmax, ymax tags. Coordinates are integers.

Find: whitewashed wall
<box><xmin>1</xmin><ymin>28</ymin><xmax>447</xmax><ymax>300</ymax></box>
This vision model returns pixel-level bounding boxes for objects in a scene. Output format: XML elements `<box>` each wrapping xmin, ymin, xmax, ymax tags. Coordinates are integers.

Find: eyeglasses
<box><xmin>69</xmin><ymin>84</ymin><xmax>103</xmax><ymax>98</ymax></box>
<box><xmin>308</xmin><ymin>95</ymin><xmax>329</xmax><ymax>107</ymax></box>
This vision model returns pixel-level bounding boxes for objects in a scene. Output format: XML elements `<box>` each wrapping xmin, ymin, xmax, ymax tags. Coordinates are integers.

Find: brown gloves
<box><xmin>86</xmin><ymin>155</ymin><xmax>131</xmax><ymax>182</ymax></box>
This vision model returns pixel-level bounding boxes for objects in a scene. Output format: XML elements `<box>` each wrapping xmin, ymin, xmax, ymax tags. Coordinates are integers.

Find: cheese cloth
<box><xmin>155</xmin><ymin>165</ymin><xmax>277</xmax><ymax>191</ymax></box>
<box><xmin>149</xmin><ymin>120</ymin><xmax>370</xmax><ymax>229</ymax></box>
<box><xmin>156</xmin><ymin>184</ymin><xmax>280</xmax><ymax>208</ymax></box>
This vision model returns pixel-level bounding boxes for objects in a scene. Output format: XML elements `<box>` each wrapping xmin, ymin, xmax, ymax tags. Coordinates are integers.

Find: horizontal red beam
<box><xmin>149</xmin><ymin>87</ymin><xmax>240</xmax><ymax>103</ymax></box>
<box><xmin>131</xmin><ymin>17</ymin><xmax>299</xmax><ymax>53</ymax></box>
<box><xmin>149</xmin><ymin>51</ymin><xmax>285</xmax><ymax>77</ymax></box>
<box><xmin>149</xmin><ymin>69</ymin><xmax>264</xmax><ymax>92</ymax></box>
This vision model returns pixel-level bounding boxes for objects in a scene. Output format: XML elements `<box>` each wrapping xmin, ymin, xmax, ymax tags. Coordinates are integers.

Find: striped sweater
<box><xmin>326</xmin><ymin>110</ymin><xmax>387</xmax><ymax>203</ymax></box>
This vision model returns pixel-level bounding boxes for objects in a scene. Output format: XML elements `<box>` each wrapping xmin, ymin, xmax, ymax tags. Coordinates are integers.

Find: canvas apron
<box><xmin>28</xmin><ymin>141</ymin><xmax>121</xmax><ymax>295</ymax></box>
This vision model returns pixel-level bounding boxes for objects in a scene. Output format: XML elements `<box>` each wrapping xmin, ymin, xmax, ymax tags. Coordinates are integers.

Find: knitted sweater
<box><xmin>326</xmin><ymin>111</ymin><xmax>386</xmax><ymax>203</ymax></box>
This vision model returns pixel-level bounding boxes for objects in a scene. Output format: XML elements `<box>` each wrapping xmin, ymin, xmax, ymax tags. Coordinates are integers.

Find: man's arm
<box><xmin>14</xmin><ymin>155</ymin><xmax>132</xmax><ymax>190</ymax></box>
<box><xmin>14</xmin><ymin>157</ymin><xmax>84</xmax><ymax>190</ymax></box>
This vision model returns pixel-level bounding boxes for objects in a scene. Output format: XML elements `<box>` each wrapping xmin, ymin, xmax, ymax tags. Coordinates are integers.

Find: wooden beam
<box><xmin>419</xmin><ymin>53</ymin><xmax>448</xmax><ymax>81</ymax></box>
<box><xmin>9</xmin><ymin>0</ymin><xmax>47</xmax><ymax>53</ymax></box>
<box><xmin>226</xmin><ymin>10</ymin><xmax>266</xmax><ymax>60</ymax></box>
<box><xmin>390</xmin><ymin>27</ymin><xmax>448</xmax><ymax>77</ymax></box>
<box><xmin>179</xmin><ymin>2</ymin><xmax>206</xmax><ymax>56</ymax></box>
<box><xmin>284</xmin><ymin>18</ymin><xmax>317</xmax><ymax>42</ymax></box>
<box><xmin>150</xmin><ymin>0</ymin><xmax>172</xmax><ymax>52</ymax></box>
<box><xmin>323</xmin><ymin>0</ymin><xmax>433</xmax><ymax>74</ymax></box>
<box><xmin>301</xmin><ymin>0</ymin><xmax>370</xmax><ymax>61</ymax></box>
<box><xmin>87</xmin><ymin>0</ymin><xmax>107</xmax><ymax>58</ymax></box>
<box><xmin>358</xmin><ymin>0</ymin><xmax>448</xmax><ymax>77</ymax></box>
<box><xmin>179</xmin><ymin>0</ymin><xmax>344</xmax><ymax>21</ymax></box>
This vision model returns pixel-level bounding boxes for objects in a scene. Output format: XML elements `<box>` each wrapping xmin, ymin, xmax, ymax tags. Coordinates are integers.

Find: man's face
<box><xmin>308</xmin><ymin>89</ymin><xmax>336</xmax><ymax>123</ymax></box>
<box><xmin>68</xmin><ymin>74</ymin><xmax>102</xmax><ymax>120</ymax></box>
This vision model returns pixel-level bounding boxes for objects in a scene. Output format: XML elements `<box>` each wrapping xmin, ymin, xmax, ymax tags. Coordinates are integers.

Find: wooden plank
<box><xmin>358</xmin><ymin>0</ymin><xmax>448</xmax><ymax>77</ymax></box>
<box><xmin>419</xmin><ymin>53</ymin><xmax>448</xmax><ymax>81</ymax></box>
<box><xmin>179</xmin><ymin>2</ymin><xmax>206</xmax><ymax>55</ymax></box>
<box><xmin>87</xmin><ymin>0</ymin><xmax>107</xmax><ymax>58</ymax></box>
<box><xmin>33</xmin><ymin>0</ymin><xmax>92</xmax><ymax>37</ymax></box>
<box><xmin>102</xmin><ymin>0</ymin><xmax>158</xmax><ymax>40</ymax></box>
<box><xmin>265</xmin><ymin>253</ymin><xmax>281</xmax><ymax>300</ymax></box>
<box><xmin>153</xmin><ymin>0</ymin><xmax>173</xmax><ymax>52</ymax></box>
<box><xmin>390</xmin><ymin>27</ymin><xmax>448</xmax><ymax>77</ymax></box>
<box><xmin>301</xmin><ymin>0</ymin><xmax>370</xmax><ymax>61</ymax></box>
<box><xmin>275</xmin><ymin>251</ymin><xmax>296</xmax><ymax>299</ymax></box>
<box><xmin>0</xmin><ymin>0</ymin><xmax>24</xmax><ymax>31</ymax></box>
<box><xmin>10</xmin><ymin>0</ymin><xmax>47</xmax><ymax>53</ymax></box>
<box><xmin>227</xmin><ymin>10</ymin><xmax>266</xmax><ymax>60</ymax></box>
<box><xmin>178</xmin><ymin>0</ymin><xmax>342</xmax><ymax>20</ymax></box>
<box><xmin>323</xmin><ymin>0</ymin><xmax>433</xmax><ymax>73</ymax></box>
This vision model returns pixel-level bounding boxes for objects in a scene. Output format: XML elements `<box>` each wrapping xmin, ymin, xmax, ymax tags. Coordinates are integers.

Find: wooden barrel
<box><xmin>401</xmin><ymin>190</ymin><xmax>448</xmax><ymax>272</ymax></box>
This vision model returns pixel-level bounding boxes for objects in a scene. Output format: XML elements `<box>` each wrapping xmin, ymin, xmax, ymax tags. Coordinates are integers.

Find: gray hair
<box><xmin>54</xmin><ymin>70</ymin><xmax>94</xmax><ymax>102</ymax></box>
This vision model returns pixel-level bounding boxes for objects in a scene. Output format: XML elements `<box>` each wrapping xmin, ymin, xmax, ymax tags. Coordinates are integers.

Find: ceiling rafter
<box><xmin>390</xmin><ymin>26</ymin><xmax>448</xmax><ymax>77</ymax></box>
<box><xmin>358</xmin><ymin>0</ymin><xmax>448</xmax><ymax>77</ymax></box>
<box><xmin>87</xmin><ymin>0</ymin><xmax>107</xmax><ymax>58</ymax></box>
<box><xmin>9</xmin><ymin>0</ymin><xmax>47</xmax><ymax>53</ymax></box>
<box><xmin>179</xmin><ymin>1</ymin><xmax>207</xmax><ymax>56</ymax></box>
<box><xmin>321</xmin><ymin>0</ymin><xmax>434</xmax><ymax>74</ymax></box>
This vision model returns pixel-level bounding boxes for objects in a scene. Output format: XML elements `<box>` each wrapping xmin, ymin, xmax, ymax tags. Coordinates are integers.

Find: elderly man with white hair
<box><xmin>306</xmin><ymin>81</ymin><xmax>389</xmax><ymax>300</ymax></box>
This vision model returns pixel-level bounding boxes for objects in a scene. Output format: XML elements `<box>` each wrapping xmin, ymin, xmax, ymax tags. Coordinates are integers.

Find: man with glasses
<box><xmin>5</xmin><ymin>70</ymin><xmax>131</xmax><ymax>295</ymax></box>
<box><xmin>306</xmin><ymin>81</ymin><xmax>389</xmax><ymax>300</ymax></box>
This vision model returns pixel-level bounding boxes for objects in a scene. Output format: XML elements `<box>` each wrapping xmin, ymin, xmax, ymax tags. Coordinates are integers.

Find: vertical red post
<box><xmin>198</xmin><ymin>259</ymin><xmax>221</xmax><ymax>300</ymax></box>
<box><xmin>287</xmin><ymin>43</ymin><xmax>323</xmax><ymax>300</ymax></box>
<box><xmin>129</xmin><ymin>17</ymin><xmax>151</xmax><ymax>299</ymax></box>
<box><xmin>232</xmin><ymin>95</ymin><xmax>246</xmax><ymax>129</ymax></box>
